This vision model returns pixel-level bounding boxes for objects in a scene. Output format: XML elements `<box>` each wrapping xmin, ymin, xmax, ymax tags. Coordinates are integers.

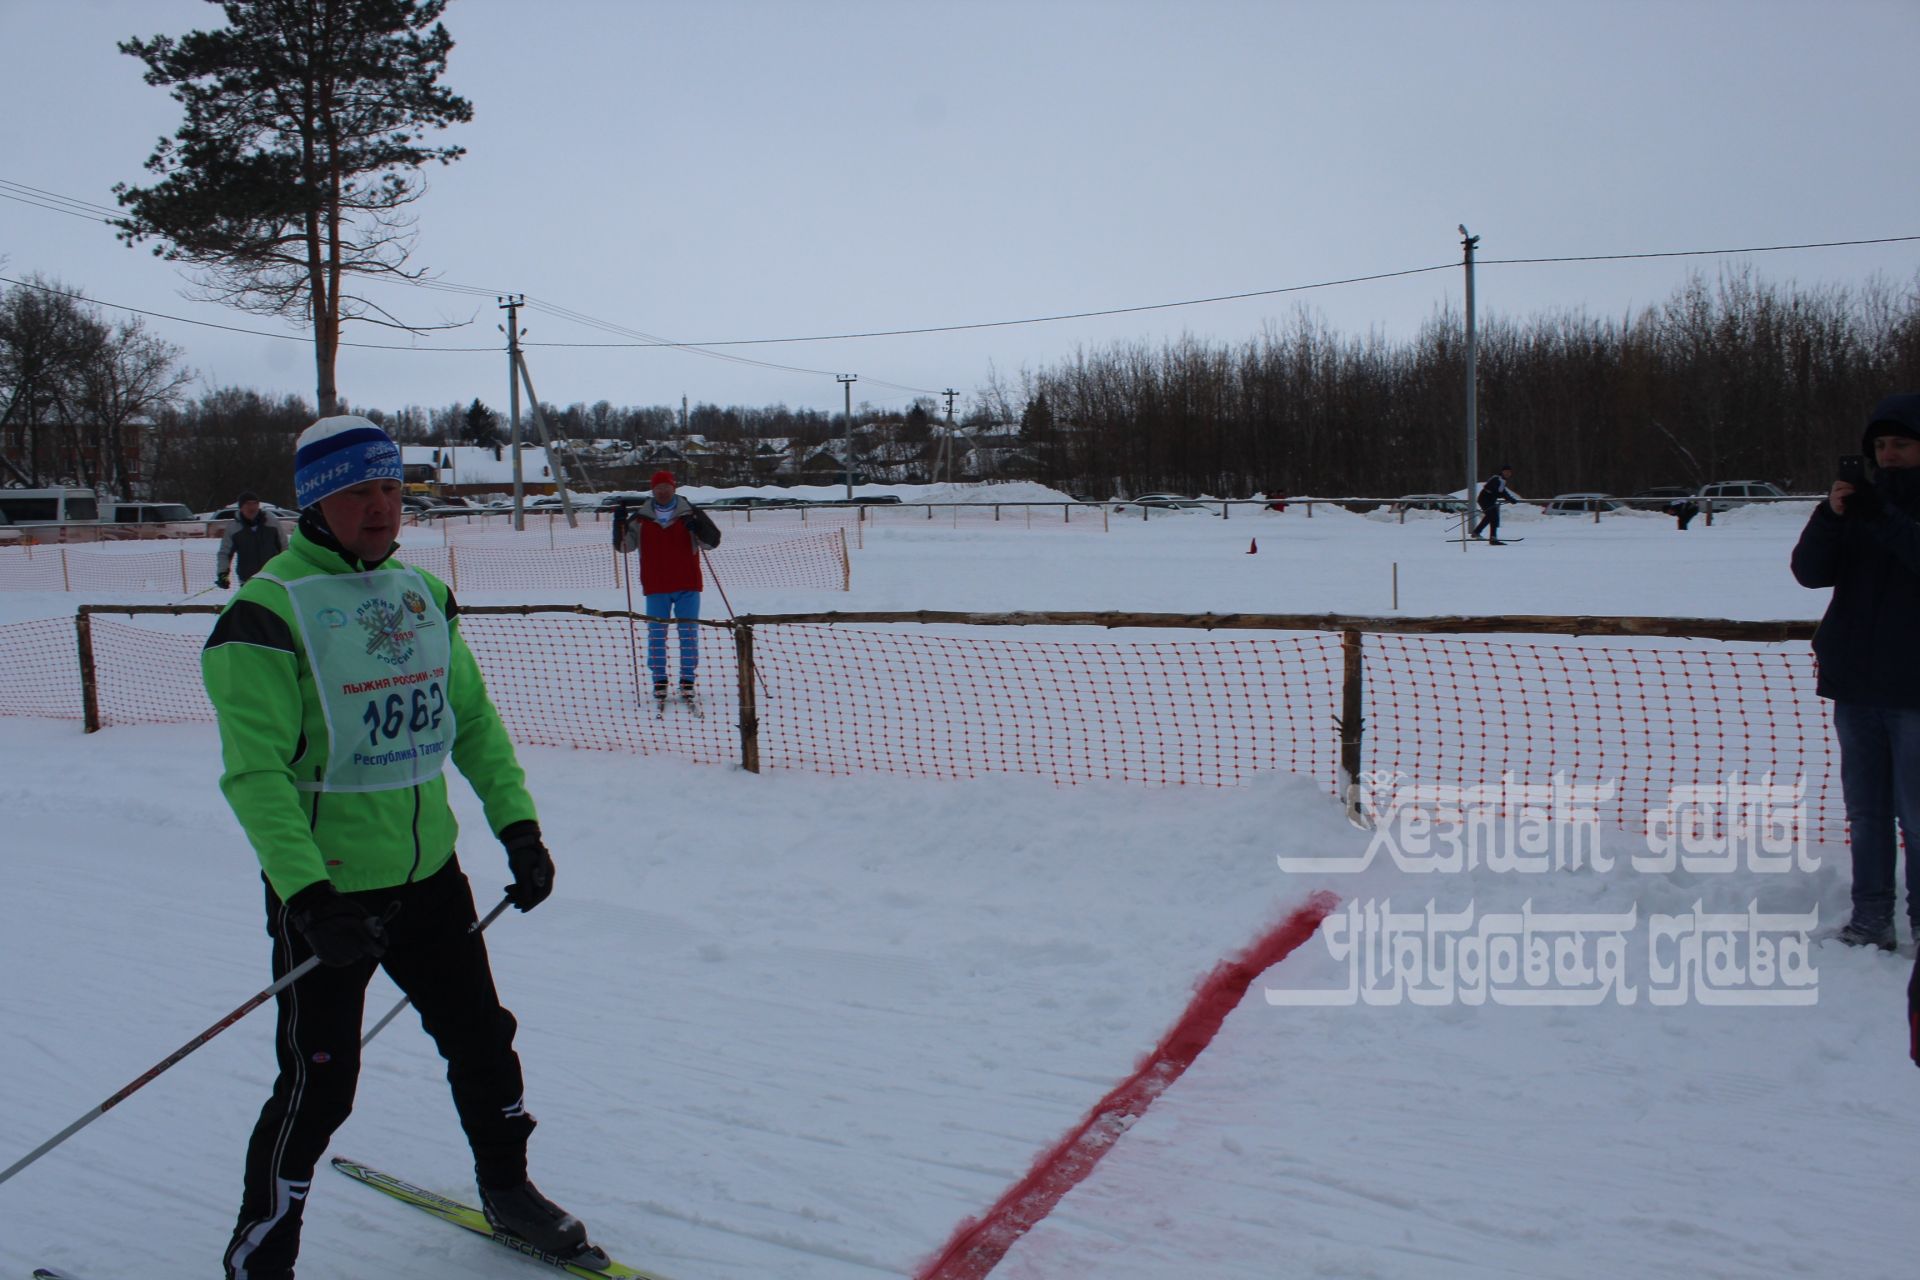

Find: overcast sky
<box><xmin>3</xmin><ymin>0</ymin><xmax>1918</xmax><ymax>424</ymax></box>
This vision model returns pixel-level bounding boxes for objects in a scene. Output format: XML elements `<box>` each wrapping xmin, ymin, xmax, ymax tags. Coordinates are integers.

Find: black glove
<box><xmin>499</xmin><ymin>819</ymin><xmax>554</xmax><ymax>912</ymax></box>
<box><xmin>1844</xmin><ymin>482</ymin><xmax>1882</xmax><ymax>520</ymax></box>
<box><xmin>216</xmin><ymin>574</ymin><xmax>231</xmax><ymax>589</ymax></box>
<box><xmin>287</xmin><ymin>881</ymin><xmax>388</xmax><ymax>968</ymax></box>
<box><xmin>611</xmin><ymin>504</ymin><xmax>629</xmax><ymax>549</ymax></box>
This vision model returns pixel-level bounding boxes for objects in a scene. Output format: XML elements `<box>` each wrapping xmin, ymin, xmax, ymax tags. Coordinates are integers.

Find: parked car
<box><xmin>1124</xmin><ymin>494</ymin><xmax>1213</xmax><ymax>511</ymax></box>
<box><xmin>1543</xmin><ymin>492</ymin><xmax>1625</xmax><ymax>515</ymax></box>
<box><xmin>1697</xmin><ymin>480</ymin><xmax>1788</xmax><ymax>509</ymax></box>
<box><xmin>704</xmin><ymin>496</ymin><xmax>776</xmax><ymax>509</ymax></box>
<box><xmin>1391</xmin><ymin>493</ymin><xmax>1469</xmax><ymax>514</ymax></box>
<box><xmin>1625</xmin><ymin>486</ymin><xmax>1698</xmax><ymax>512</ymax></box>
<box><xmin>201</xmin><ymin>502</ymin><xmax>300</xmax><ymax>530</ymax></box>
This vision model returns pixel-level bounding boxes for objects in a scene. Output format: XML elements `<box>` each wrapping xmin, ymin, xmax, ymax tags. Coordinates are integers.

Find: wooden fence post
<box><xmin>179</xmin><ymin>548</ymin><xmax>190</xmax><ymax>593</ymax></box>
<box><xmin>735</xmin><ymin>623</ymin><xmax>760</xmax><ymax>774</ymax></box>
<box><xmin>75</xmin><ymin>608</ymin><xmax>100</xmax><ymax>733</ymax></box>
<box><xmin>61</xmin><ymin>546</ymin><xmax>71</xmax><ymax>592</ymax></box>
<box><xmin>448</xmin><ymin>544</ymin><xmax>459</xmax><ymax>592</ymax></box>
<box><xmin>1339</xmin><ymin>628</ymin><xmax>1367</xmax><ymax>826</ymax></box>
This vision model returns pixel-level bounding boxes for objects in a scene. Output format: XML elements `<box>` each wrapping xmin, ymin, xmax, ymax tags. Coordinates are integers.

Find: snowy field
<box><xmin>3</xmin><ymin>494</ymin><xmax>1916</xmax><ymax>1280</ymax></box>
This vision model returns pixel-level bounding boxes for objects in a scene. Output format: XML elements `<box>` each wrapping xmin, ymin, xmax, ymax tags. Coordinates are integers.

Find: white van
<box><xmin>0</xmin><ymin>487</ymin><xmax>99</xmax><ymax>525</ymax></box>
<box><xmin>106</xmin><ymin>501</ymin><xmax>195</xmax><ymax>524</ymax></box>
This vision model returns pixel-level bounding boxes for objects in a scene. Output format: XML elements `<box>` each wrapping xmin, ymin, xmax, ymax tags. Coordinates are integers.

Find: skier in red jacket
<box><xmin>614</xmin><ymin>471</ymin><xmax>722</xmax><ymax>706</ymax></box>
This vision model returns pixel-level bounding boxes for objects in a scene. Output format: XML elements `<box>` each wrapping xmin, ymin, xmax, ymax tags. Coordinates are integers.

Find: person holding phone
<box><xmin>1791</xmin><ymin>393</ymin><xmax>1920</xmax><ymax>951</ymax></box>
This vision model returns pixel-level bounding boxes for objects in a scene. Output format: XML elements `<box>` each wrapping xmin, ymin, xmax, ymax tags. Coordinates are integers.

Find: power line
<box><xmin>1481</xmin><ymin>235</ymin><xmax>1920</xmax><ymax>267</ymax></box>
<box><xmin>520</xmin><ymin>263</ymin><xmax>1461</xmax><ymax>348</ymax></box>
<box><xmin>7</xmin><ymin>168</ymin><xmax>1920</xmax><ymax>384</ymax></box>
<box><xmin>0</xmin><ymin>178</ymin><xmax>123</xmax><ymax>222</ymax></box>
<box><xmin>0</xmin><ymin>275</ymin><xmax>500</xmax><ymax>349</ymax></box>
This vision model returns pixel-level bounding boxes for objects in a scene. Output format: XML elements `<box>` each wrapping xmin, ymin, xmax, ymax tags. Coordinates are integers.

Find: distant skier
<box><xmin>202</xmin><ymin>416</ymin><xmax>600</xmax><ymax>1279</ymax></box>
<box><xmin>613</xmin><ymin>469</ymin><xmax>722</xmax><ymax>707</ymax></box>
<box><xmin>1471</xmin><ymin>464</ymin><xmax>1520</xmax><ymax>545</ymax></box>
<box><xmin>214</xmin><ymin>490</ymin><xmax>284</xmax><ymax>588</ymax></box>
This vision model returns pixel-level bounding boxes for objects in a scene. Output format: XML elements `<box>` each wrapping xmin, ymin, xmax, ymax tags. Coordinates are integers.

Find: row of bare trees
<box><xmin>12</xmin><ymin>266</ymin><xmax>1920</xmax><ymax>509</ymax></box>
<box><xmin>0</xmin><ymin>273</ymin><xmax>193</xmax><ymax>494</ymax></box>
<box><xmin>981</xmin><ymin>269</ymin><xmax>1920</xmax><ymax>499</ymax></box>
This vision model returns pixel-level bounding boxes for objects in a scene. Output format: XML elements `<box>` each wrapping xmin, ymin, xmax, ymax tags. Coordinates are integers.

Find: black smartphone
<box><xmin>1838</xmin><ymin>454</ymin><xmax>1868</xmax><ymax>485</ymax></box>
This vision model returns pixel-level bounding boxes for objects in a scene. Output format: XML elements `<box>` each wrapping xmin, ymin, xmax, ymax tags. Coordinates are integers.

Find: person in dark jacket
<box><xmin>215</xmin><ymin>491</ymin><xmax>285</xmax><ymax>588</ymax></box>
<box><xmin>1470</xmin><ymin>465</ymin><xmax>1519</xmax><ymax>544</ymax></box>
<box><xmin>613</xmin><ymin>470</ymin><xmax>721</xmax><ymax>704</ymax></box>
<box><xmin>1790</xmin><ymin>392</ymin><xmax>1920</xmax><ymax>951</ymax></box>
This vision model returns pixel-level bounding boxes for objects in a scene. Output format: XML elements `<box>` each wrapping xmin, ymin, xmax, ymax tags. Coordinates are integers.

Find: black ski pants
<box><xmin>224</xmin><ymin>857</ymin><xmax>534</xmax><ymax>1280</ymax></box>
<box><xmin>1472</xmin><ymin>499</ymin><xmax>1503</xmax><ymax>539</ymax></box>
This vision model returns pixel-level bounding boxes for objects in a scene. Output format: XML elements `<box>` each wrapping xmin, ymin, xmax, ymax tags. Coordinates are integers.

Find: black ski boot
<box><xmin>479</xmin><ymin>1179</ymin><xmax>603</xmax><ymax>1264</ymax></box>
<box><xmin>1836</xmin><ymin>918</ymin><xmax>1897</xmax><ymax>951</ymax></box>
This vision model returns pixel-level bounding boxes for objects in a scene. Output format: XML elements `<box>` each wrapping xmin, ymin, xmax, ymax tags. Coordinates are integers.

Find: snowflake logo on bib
<box><xmin>356</xmin><ymin>596</ymin><xmax>417</xmax><ymax>666</ymax></box>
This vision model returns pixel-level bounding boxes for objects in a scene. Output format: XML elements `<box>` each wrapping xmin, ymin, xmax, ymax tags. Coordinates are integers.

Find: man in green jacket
<box><xmin>204</xmin><ymin>416</ymin><xmax>599</xmax><ymax>1279</ymax></box>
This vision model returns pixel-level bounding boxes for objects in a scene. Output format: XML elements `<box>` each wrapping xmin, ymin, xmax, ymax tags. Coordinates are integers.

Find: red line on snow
<box><xmin>914</xmin><ymin>891</ymin><xmax>1340</xmax><ymax>1280</ymax></box>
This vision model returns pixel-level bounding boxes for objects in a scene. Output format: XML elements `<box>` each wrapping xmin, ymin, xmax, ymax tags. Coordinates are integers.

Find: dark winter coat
<box><xmin>1477</xmin><ymin>474</ymin><xmax>1517</xmax><ymax>510</ymax></box>
<box><xmin>216</xmin><ymin>512</ymin><xmax>285</xmax><ymax>583</ymax></box>
<box><xmin>1789</xmin><ymin>467</ymin><xmax>1920</xmax><ymax>709</ymax></box>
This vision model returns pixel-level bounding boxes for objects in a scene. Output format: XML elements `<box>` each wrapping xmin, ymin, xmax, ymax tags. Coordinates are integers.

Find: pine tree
<box><xmin>114</xmin><ymin>0</ymin><xmax>474</xmax><ymax>417</ymax></box>
<box><xmin>461</xmin><ymin>397</ymin><xmax>500</xmax><ymax>447</ymax></box>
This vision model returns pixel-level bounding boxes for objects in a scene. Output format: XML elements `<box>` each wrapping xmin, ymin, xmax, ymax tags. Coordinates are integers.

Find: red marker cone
<box><xmin>1247</xmin><ymin>538</ymin><xmax>1258</xmax><ymax>554</ymax></box>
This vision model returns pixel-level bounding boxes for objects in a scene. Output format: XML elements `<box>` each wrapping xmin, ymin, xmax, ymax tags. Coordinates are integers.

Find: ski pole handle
<box><xmin>0</xmin><ymin>953</ymin><xmax>323</xmax><ymax>1188</ymax></box>
<box><xmin>360</xmin><ymin>895</ymin><xmax>512</xmax><ymax>1047</ymax></box>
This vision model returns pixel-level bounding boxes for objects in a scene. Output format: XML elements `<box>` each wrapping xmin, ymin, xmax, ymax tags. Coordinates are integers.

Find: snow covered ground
<box><xmin>3</xmin><ymin>495</ymin><xmax>1916</xmax><ymax>1280</ymax></box>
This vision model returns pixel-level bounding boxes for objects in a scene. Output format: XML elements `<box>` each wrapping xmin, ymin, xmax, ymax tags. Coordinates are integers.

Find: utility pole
<box><xmin>512</xmin><ymin>348</ymin><xmax>579</xmax><ymax>527</ymax></box>
<box><xmin>940</xmin><ymin>387</ymin><xmax>958</xmax><ymax>484</ymax></box>
<box><xmin>1458</xmin><ymin>225</ymin><xmax>1480</xmax><ymax>549</ymax></box>
<box><xmin>838</xmin><ymin>374</ymin><xmax>858</xmax><ymax>500</ymax></box>
<box><xmin>499</xmin><ymin>294</ymin><xmax>525</xmax><ymax>530</ymax></box>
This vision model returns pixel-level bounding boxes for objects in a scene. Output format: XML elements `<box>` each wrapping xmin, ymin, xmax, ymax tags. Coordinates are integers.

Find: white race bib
<box><xmin>275</xmin><ymin>567</ymin><xmax>457</xmax><ymax>792</ymax></box>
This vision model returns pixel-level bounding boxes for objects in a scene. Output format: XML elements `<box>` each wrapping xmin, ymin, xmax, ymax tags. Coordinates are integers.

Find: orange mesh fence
<box><xmin>0</xmin><ymin>530</ymin><xmax>847</xmax><ymax>595</ymax></box>
<box><xmin>91</xmin><ymin>617</ymin><xmax>217</xmax><ymax>727</ymax></box>
<box><xmin>1363</xmin><ymin>633</ymin><xmax>1836</xmax><ymax>845</ymax></box>
<box><xmin>3</xmin><ymin>609</ymin><xmax>1838</xmax><ymax>842</ymax></box>
<box><xmin>0</xmin><ymin>543</ymin><xmax>220</xmax><ymax>593</ymax></box>
<box><xmin>750</xmin><ymin>624</ymin><xmax>1343</xmax><ymax>786</ymax></box>
<box><xmin>0</xmin><ymin>618</ymin><xmax>81</xmax><ymax>717</ymax></box>
<box><xmin>457</xmin><ymin>613</ymin><xmax>737</xmax><ymax>764</ymax></box>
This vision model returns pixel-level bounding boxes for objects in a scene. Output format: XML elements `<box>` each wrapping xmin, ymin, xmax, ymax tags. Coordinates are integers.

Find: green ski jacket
<box><xmin>202</xmin><ymin>528</ymin><xmax>537</xmax><ymax>900</ymax></box>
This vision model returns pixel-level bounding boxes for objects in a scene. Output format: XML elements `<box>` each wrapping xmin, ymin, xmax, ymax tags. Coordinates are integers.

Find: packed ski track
<box><xmin>3</xmin><ymin>491</ymin><xmax>1917</xmax><ymax>1279</ymax></box>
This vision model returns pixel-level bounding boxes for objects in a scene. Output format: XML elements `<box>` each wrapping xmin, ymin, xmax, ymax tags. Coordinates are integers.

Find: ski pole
<box><xmin>699</xmin><ymin>543</ymin><xmax>769</xmax><ymax>695</ymax></box>
<box><xmin>614</xmin><ymin>508</ymin><xmax>643</xmax><ymax>706</ymax></box>
<box><xmin>360</xmin><ymin>895</ymin><xmax>511</xmax><ymax>1047</ymax></box>
<box><xmin>0</xmin><ymin>953</ymin><xmax>323</xmax><ymax>1187</ymax></box>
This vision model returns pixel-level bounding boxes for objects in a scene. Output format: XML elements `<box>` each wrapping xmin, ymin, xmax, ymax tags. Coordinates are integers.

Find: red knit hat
<box><xmin>650</xmin><ymin>470</ymin><xmax>676</xmax><ymax>486</ymax></box>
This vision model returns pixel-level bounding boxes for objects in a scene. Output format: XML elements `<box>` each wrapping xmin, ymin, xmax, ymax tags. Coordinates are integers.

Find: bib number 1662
<box><xmin>362</xmin><ymin>682</ymin><xmax>446</xmax><ymax>745</ymax></box>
